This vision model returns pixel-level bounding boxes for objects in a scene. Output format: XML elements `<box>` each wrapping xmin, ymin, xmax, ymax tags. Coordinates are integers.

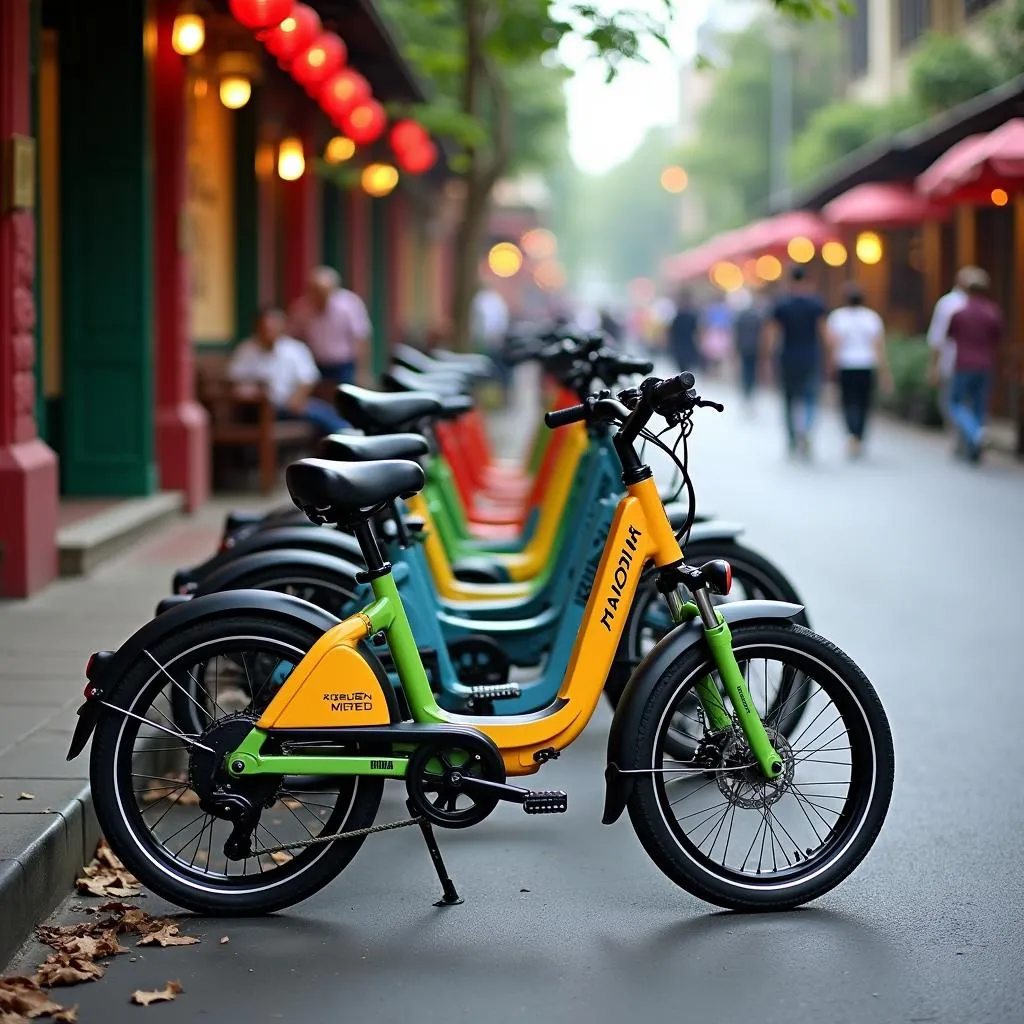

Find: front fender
<box><xmin>68</xmin><ymin>591</ymin><xmax>343</xmax><ymax>760</ymax></box>
<box><xmin>601</xmin><ymin>600</ymin><xmax>804</xmax><ymax>825</ymax></box>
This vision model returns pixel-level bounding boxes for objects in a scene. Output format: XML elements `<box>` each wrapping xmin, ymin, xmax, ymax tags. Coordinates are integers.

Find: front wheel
<box><xmin>625</xmin><ymin>623</ymin><xmax>894</xmax><ymax>911</ymax></box>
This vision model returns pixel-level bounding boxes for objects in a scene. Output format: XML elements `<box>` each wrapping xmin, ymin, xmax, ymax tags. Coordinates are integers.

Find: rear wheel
<box><xmin>626</xmin><ymin>622</ymin><xmax>894</xmax><ymax>911</ymax></box>
<box><xmin>90</xmin><ymin>614</ymin><xmax>384</xmax><ymax>916</ymax></box>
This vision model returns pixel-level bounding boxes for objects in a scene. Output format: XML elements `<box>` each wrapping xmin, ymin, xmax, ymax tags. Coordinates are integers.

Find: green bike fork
<box><xmin>669</xmin><ymin>592</ymin><xmax>783</xmax><ymax>779</ymax></box>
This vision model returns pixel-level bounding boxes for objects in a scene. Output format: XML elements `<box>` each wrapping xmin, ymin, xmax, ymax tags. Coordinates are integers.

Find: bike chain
<box><xmin>251</xmin><ymin>815</ymin><xmax>425</xmax><ymax>857</ymax></box>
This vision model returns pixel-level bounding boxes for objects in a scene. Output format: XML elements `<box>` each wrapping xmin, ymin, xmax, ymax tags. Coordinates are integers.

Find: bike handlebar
<box><xmin>544</xmin><ymin>403</ymin><xmax>587</xmax><ymax>429</ymax></box>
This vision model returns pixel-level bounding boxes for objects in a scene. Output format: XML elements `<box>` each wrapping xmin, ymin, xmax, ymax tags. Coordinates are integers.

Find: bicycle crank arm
<box><xmin>454</xmin><ymin>774</ymin><xmax>568</xmax><ymax>814</ymax></box>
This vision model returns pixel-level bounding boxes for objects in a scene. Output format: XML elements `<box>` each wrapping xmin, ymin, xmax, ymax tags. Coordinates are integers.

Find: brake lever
<box><xmin>695</xmin><ymin>398</ymin><xmax>725</xmax><ymax>413</ymax></box>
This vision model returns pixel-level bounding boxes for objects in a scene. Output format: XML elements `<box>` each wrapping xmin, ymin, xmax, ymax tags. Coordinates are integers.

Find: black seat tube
<box><xmin>352</xmin><ymin>517</ymin><xmax>392</xmax><ymax>581</ymax></box>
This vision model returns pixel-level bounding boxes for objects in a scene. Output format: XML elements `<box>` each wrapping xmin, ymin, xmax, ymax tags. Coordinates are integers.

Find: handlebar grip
<box><xmin>652</xmin><ymin>372</ymin><xmax>695</xmax><ymax>406</ymax></box>
<box><xmin>617</xmin><ymin>357</ymin><xmax>654</xmax><ymax>376</ymax></box>
<box><xmin>544</xmin><ymin>404</ymin><xmax>587</xmax><ymax>429</ymax></box>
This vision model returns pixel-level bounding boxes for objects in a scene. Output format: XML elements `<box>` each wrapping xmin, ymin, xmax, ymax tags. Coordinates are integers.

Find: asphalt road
<box><xmin>8</xmin><ymin>383</ymin><xmax>1024</xmax><ymax>1024</ymax></box>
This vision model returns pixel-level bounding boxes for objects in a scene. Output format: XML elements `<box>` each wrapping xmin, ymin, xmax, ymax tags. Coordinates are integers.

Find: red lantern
<box><xmin>319</xmin><ymin>69</ymin><xmax>370</xmax><ymax>121</ymax></box>
<box><xmin>261</xmin><ymin>3</ymin><xmax>319</xmax><ymax>63</ymax></box>
<box><xmin>397</xmin><ymin>140</ymin><xmax>438</xmax><ymax>175</ymax></box>
<box><xmin>291</xmin><ymin>32</ymin><xmax>346</xmax><ymax>91</ymax></box>
<box><xmin>390</xmin><ymin>120</ymin><xmax>429</xmax><ymax>155</ymax></box>
<box><xmin>229</xmin><ymin>0</ymin><xmax>294</xmax><ymax>30</ymax></box>
<box><xmin>342</xmin><ymin>100</ymin><xmax>387</xmax><ymax>145</ymax></box>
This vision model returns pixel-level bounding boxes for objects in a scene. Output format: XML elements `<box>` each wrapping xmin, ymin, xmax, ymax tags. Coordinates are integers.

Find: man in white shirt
<box><xmin>228</xmin><ymin>308</ymin><xmax>347</xmax><ymax>435</ymax></box>
<box><xmin>927</xmin><ymin>268</ymin><xmax>975</xmax><ymax>413</ymax></box>
<box><xmin>471</xmin><ymin>283</ymin><xmax>511</xmax><ymax>402</ymax></box>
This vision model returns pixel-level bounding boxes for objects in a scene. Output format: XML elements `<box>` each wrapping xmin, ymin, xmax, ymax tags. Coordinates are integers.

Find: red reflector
<box><xmin>85</xmin><ymin>653</ymin><xmax>97</xmax><ymax>680</ymax></box>
<box><xmin>723</xmin><ymin>561</ymin><xmax>733</xmax><ymax>595</ymax></box>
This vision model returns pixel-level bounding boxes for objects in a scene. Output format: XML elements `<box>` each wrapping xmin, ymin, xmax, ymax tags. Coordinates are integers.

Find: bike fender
<box><xmin>662</xmin><ymin>502</ymin><xmax>715</xmax><ymax>527</ymax></box>
<box><xmin>191</xmin><ymin>549</ymin><xmax>365</xmax><ymax>601</ymax></box>
<box><xmin>601</xmin><ymin>600</ymin><xmax>804</xmax><ymax>825</ymax></box>
<box><xmin>676</xmin><ymin>519</ymin><xmax>745</xmax><ymax>544</ymax></box>
<box><xmin>68</xmin><ymin>590</ymin><xmax>343</xmax><ymax>760</ymax></box>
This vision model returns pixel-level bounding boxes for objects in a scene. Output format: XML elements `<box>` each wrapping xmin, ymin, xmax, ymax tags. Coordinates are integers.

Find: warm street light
<box><xmin>521</xmin><ymin>227</ymin><xmax>557</xmax><ymax>260</ymax></box>
<box><xmin>710</xmin><ymin>261</ymin><xmax>743</xmax><ymax>292</ymax></box>
<box><xmin>488</xmin><ymin>242</ymin><xmax>523</xmax><ymax>278</ymax></box>
<box><xmin>277</xmin><ymin>137</ymin><xmax>305</xmax><ymax>180</ymax></box>
<box><xmin>660</xmin><ymin>166</ymin><xmax>689</xmax><ymax>193</ymax></box>
<box><xmin>821</xmin><ymin>240</ymin><xmax>848</xmax><ymax>267</ymax></box>
<box><xmin>855</xmin><ymin>231</ymin><xmax>883</xmax><ymax>265</ymax></box>
<box><xmin>787</xmin><ymin>236</ymin><xmax>815</xmax><ymax>263</ymax></box>
<box><xmin>324</xmin><ymin>136</ymin><xmax>355</xmax><ymax>164</ymax></box>
<box><xmin>361</xmin><ymin>163</ymin><xmax>399</xmax><ymax>197</ymax></box>
<box><xmin>217</xmin><ymin>53</ymin><xmax>258</xmax><ymax>110</ymax></box>
<box><xmin>172</xmin><ymin>12</ymin><xmax>205</xmax><ymax>56</ymax></box>
<box><xmin>991</xmin><ymin>188</ymin><xmax>1009</xmax><ymax>206</ymax></box>
<box><xmin>756</xmin><ymin>254</ymin><xmax>783</xmax><ymax>281</ymax></box>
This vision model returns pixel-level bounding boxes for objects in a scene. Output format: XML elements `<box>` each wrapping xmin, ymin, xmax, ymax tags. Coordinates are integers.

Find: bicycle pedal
<box><xmin>522</xmin><ymin>790</ymin><xmax>568</xmax><ymax>815</ymax></box>
<box><xmin>468</xmin><ymin>683</ymin><xmax>521</xmax><ymax>702</ymax></box>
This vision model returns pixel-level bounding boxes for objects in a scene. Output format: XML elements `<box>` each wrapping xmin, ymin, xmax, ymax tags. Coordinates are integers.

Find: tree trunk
<box><xmin>450</xmin><ymin>172</ymin><xmax>489</xmax><ymax>351</ymax></box>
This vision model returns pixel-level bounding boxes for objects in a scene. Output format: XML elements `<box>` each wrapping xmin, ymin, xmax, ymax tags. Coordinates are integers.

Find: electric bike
<box><xmin>71</xmin><ymin>371</ymin><xmax>894</xmax><ymax>918</ymax></box>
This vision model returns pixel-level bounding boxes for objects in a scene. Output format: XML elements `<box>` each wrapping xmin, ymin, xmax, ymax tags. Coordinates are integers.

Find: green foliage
<box><xmin>908</xmin><ymin>32</ymin><xmax>999</xmax><ymax>117</ymax></box>
<box><xmin>877</xmin><ymin>335</ymin><xmax>943</xmax><ymax>427</ymax></box>
<box><xmin>984</xmin><ymin>0</ymin><xmax>1024</xmax><ymax>79</ymax></box>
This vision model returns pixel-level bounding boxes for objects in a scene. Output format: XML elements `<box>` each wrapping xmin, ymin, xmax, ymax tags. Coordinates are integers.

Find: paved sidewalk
<box><xmin>0</xmin><ymin>492</ymin><xmax>279</xmax><ymax>964</ymax></box>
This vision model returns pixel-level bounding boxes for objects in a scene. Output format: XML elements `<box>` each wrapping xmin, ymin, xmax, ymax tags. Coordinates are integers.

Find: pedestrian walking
<box><xmin>945</xmin><ymin>268</ymin><xmax>1003</xmax><ymax>463</ymax></box>
<box><xmin>731</xmin><ymin>289</ymin><xmax>764</xmax><ymax>405</ymax></box>
<box><xmin>927</xmin><ymin>267</ymin><xmax>974</xmax><ymax>420</ymax></box>
<box><xmin>824</xmin><ymin>282</ymin><xmax>892</xmax><ymax>458</ymax></box>
<box><xmin>667</xmin><ymin>289</ymin><xmax>702</xmax><ymax>373</ymax></box>
<box><xmin>472</xmin><ymin>280</ymin><xmax>512</xmax><ymax>404</ymax></box>
<box><xmin>288</xmin><ymin>266</ymin><xmax>371</xmax><ymax>387</ymax></box>
<box><xmin>764</xmin><ymin>265</ymin><xmax>827</xmax><ymax>459</ymax></box>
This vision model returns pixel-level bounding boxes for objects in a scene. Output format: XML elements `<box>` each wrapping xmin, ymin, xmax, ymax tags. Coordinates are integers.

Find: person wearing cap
<box><xmin>945</xmin><ymin>268</ymin><xmax>1003</xmax><ymax>463</ymax></box>
<box><xmin>824</xmin><ymin>281</ymin><xmax>892</xmax><ymax>458</ymax></box>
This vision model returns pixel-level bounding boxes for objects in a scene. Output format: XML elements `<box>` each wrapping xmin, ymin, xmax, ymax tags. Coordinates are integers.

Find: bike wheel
<box><xmin>626</xmin><ymin>622</ymin><xmax>893</xmax><ymax>911</ymax></box>
<box><xmin>90</xmin><ymin>614</ymin><xmax>384</xmax><ymax>916</ymax></box>
<box><xmin>172</xmin><ymin>566</ymin><xmax>359</xmax><ymax>735</ymax></box>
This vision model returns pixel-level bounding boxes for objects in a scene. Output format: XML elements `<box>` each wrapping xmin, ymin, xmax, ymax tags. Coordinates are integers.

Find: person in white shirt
<box><xmin>927</xmin><ymin>267</ymin><xmax>975</xmax><ymax>416</ymax></box>
<box><xmin>825</xmin><ymin>282</ymin><xmax>892</xmax><ymax>458</ymax></box>
<box><xmin>227</xmin><ymin>307</ymin><xmax>347</xmax><ymax>435</ymax></box>
<box><xmin>471</xmin><ymin>283</ymin><xmax>511</xmax><ymax>402</ymax></box>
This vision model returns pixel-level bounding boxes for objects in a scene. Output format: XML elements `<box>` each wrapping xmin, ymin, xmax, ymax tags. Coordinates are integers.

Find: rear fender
<box><xmin>601</xmin><ymin>600</ymin><xmax>804</xmax><ymax>825</ymax></box>
<box><xmin>67</xmin><ymin>591</ymin><xmax>343</xmax><ymax>760</ymax></box>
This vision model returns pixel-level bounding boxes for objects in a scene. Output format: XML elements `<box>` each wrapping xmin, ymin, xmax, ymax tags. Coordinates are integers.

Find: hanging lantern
<box><xmin>396</xmin><ymin>140</ymin><xmax>438</xmax><ymax>175</ymax></box>
<box><xmin>217</xmin><ymin>52</ymin><xmax>259</xmax><ymax>110</ymax></box>
<box><xmin>361</xmin><ymin>163</ymin><xmax>399</xmax><ymax>198</ymax></box>
<box><xmin>261</xmin><ymin>3</ymin><xmax>319</xmax><ymax>63</ymax></box>
<box><xmin>171</xmin><ymin>11</ymin><xmax>205</xmax><ymax>56</ymax></box>
<box><xmin>320</xmin><ymin>69</ymin><xmax>370</xmax><ymax>122</ymax></box>
<box><xmin>390</xmin><ymin>119</ymin><xmax>428</xmax><ymax>155</ymax></box>
<box><xmin>277</xmin><ymin>137</ymin><xmax>305</xmax><ymax>181</ymax></box>
<box><xmin>291</xmin><ymin>32</ymin><xmax>346</xmax><ymax>91</ymax></box>
<box><xmin>229</xmin><ymin>0</ymin><xmax>295</xmax><ymax>31</ymax></box>
<box><xmin>342</xmin><ymin>99</ymin><xmax>386</xmax><ymax>145</ymax></box>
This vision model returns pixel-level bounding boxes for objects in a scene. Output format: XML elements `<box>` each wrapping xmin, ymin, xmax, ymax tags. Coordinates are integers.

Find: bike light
<box><xmin>701</xmin><ymin>559</ymin><xmax>732</xmax><ymax>596</ymax></box>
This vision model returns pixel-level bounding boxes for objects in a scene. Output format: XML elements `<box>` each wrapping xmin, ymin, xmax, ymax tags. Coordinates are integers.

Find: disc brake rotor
<box><xmin>715</xmin><ymin>727</ymin><xmax>795</xmax><ymax>810</ymax></box>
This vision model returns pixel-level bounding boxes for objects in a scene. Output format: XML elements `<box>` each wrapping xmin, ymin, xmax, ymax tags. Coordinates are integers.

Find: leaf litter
<box><xmin>0</xmin><ymin>842</ymin><xmax>201</xmax><ymax>1017</ymax></box>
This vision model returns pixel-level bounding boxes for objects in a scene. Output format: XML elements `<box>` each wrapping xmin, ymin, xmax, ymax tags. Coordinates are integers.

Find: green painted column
<box><xmin>369</xmin><ymin>195</ymin><xmax>389</xmax><ymax>378</ymax></box>
<box><xmin>233</xmin><ymin>94</ymin><xmax>258</xmax><ymax>342</ymax></box>
<box><xmin>59</xmin><ymin>0</ymin><xmax>155</xmax><ymax>495</ymax></box>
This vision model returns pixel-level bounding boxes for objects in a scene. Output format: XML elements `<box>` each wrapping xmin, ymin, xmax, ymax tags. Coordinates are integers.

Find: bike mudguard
<box><xmin>173</xmin><ymin>525</ymin><xmax>364</xmax><ymax>591</ymax></box>
<box><xmin>663</xmin><ymin>502</ymin><xmax>714</xmax><ymax>526</ymax></box>
<box><xmin>600</xmin><ymin>600</ymin><xmax>805</xmax><ymax>825</ymax></box>
<box><xmin>681</xmin><ymin>520</ymin><xmax>744</xmax><ymax>544</ymax></box>
<box><xmin>190</xmin><ymin>549</ymin><xmax>364</xmax><ymax>602</ymax></box>
<box><xmin>67</xmin><ymin>591</ymin><xmax>343</xmax><ymax>761</ymax></box>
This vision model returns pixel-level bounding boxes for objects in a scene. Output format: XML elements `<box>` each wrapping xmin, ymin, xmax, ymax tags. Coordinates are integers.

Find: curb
<box><xmin>0</xmin><ymin>784</ymin><xmax>99</xmax><ymax>968</ymax></box>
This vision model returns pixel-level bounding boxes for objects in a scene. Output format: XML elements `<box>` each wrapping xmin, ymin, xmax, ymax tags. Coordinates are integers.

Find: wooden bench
<box><xmin>196</xmin><ymin>351</ymin><xmax>319</xmax><ymax>494</ymax></box>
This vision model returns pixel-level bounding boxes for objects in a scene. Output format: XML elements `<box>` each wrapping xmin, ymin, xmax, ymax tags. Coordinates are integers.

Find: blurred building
<box><xmin>0</xmin><ymin>0</ymin><xmax>454</xmax><ymax>597</ymax></box>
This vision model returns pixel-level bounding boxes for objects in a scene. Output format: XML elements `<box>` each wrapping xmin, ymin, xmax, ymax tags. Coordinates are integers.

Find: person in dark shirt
<box><xmin>947</xmin><ymin>269</ymin><xmax>1003</xmax><ymax>463</ymax></box>
<box><xmin>765</xmin><ymin>266</ymin><xmax>827</xmax><ymax>457</ymax></box>
<box><xmin>732</xmin><ymin>290</ymin><xmax>765</xmax><ymax>404</ymax></box>
<box><xmin>668</xmin><ymin>290</ymin><xmax>702</xmax><ymax>372</ymax></box>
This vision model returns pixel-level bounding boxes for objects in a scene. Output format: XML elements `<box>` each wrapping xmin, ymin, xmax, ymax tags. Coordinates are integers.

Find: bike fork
<box><xmin>671</xmin><ymin>587</ymin><xmax>784</xmax><ymax>780</ymax></box>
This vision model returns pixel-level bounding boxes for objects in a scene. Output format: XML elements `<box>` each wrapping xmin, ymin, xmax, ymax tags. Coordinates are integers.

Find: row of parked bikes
<box><xmin>68</xmin><ymin>329</ymin><xmax>894</xmax><ymax>918</ymax></box>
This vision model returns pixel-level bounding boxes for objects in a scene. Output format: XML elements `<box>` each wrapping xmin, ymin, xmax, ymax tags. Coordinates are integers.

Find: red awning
<box><xmin>917</xmin><ymin>118</ymin><xmax>1024</xmax><ymax>201</ymax></box>
<box><xmin>822</xmin><ymin>182</ymin><xmax>946</xmax><ymax>227</ymax></box>
<box><xmin>744</xmin><ymin>211</ymin><xmax>837</xmax><ymax>255</ymax></box>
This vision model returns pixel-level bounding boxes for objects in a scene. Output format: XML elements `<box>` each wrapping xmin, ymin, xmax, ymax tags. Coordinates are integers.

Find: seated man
<box><xmin>227</xmin><ymin>307</ymin><xmax>347</xmax><ymax>435</ymax></box>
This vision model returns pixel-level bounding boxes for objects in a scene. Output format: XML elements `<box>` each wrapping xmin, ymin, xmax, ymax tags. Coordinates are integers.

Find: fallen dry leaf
<box><xmin>36</xmin><ymin>925</ymin><xmax>127</xmax><ymax>960</ymax></box>
<box><xmin>219</xmin><ymin>937</ymin><xmax>229</xmax><ymax>945</ymax></box>
<box><xmin>17</xmin><ymin>793</ymin><xmax>35</xmax><ymax>801</ymax></box>
<box><xmin>269</xmin><ymin>851</ymin><xmax>292</xmax><ymax>865</ymax></box>
<box><xmin>34</xmin><ymin>954</ymin><xmax>105</xmax><ymax>987</ymax></box>
<box><xmin>53</xmin><ymin>1007</ymin><xmax>78</xmax><ymax>1023</ymax></box>
<box><xmin>95</xmin><ymin>841</ymin><xmax>125</xmax><ymax>872</ymax></box>
<box><xmin>137</xmin><ymin>924</ymin><xmax>199</xmax><ymax>949</ymax></box>
<box><xmin>0</xmin><ymin>975</ymin><xmax>65</xmax><ymax>1018</ymax></box>
<box><xmin>130</xmin><ymin>981</ymin><xmax>182</xmax><ymax>1006</ymax></box>
<box><xmin>95</xmin><ymin>906</ymin><xmax>157</xmax><ymax>937</ymax></box>
<box><xmin>75</xmin><ymin>871</ymin><xmax>142</xmax><ymax>900</ymax></box>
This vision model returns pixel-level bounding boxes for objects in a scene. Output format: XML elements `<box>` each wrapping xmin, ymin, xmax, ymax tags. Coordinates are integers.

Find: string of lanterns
<box><xmin>226</xmin><ymin>0</ymin><xmax>438</xmax><ymax>188</ymax></box>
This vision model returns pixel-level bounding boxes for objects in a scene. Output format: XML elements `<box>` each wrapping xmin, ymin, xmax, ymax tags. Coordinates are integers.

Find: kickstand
<box><xmin>407</xmin><ymin>799</ymin><xmax>463</xmax><ymax>907</ymax></box>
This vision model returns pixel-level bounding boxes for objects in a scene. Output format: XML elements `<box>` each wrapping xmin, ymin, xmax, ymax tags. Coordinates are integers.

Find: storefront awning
<box><xmin>822</xmin><ymin>181</ymin><xmax>946</xmax><ymax>227</ymax></box>
<box><xmin>917</xmin><ymin>118</ymin><xmax>1024</xmax><ymax>201</ymax></box>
